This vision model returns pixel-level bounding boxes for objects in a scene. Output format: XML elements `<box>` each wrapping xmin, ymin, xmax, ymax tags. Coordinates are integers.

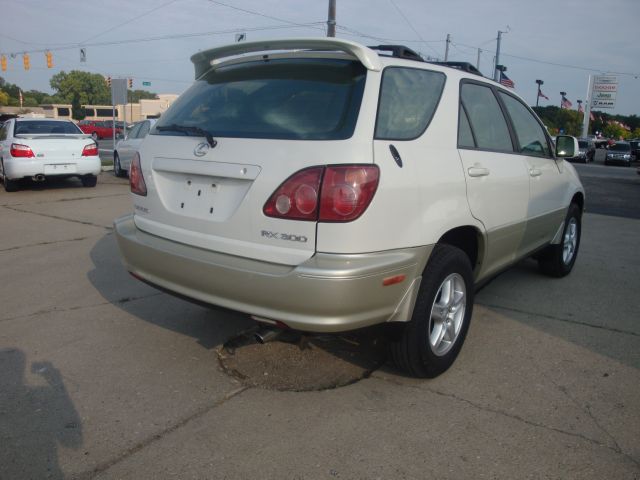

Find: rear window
<box><xmin>14</xmin><ymin>121</ymin><xmax>82</xmax><ymax>135</ymax></box>
<box><xmin>578</xmin><ymin>141</ymin><xmax>588</xmax><ymax>148</ymax></box>
<box><xmin>154</xmin><ymin>58</ymin><xmax>367</xmax><ymax>140</ymax></box>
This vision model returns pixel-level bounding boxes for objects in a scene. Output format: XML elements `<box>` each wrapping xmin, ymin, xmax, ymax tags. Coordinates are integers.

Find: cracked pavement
<box><xmin>0</xmin><ymin>173</ymin><xmax>638</xmax><ymax>479</ymax></box>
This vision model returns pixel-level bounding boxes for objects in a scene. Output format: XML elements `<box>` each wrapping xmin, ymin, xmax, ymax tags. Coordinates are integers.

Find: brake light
<box><xmin>263</xmin><ymin>165</ymin><xmax>379</xmax><ymax>222</ymax></box>
<box><xmin>10</xmin><ymin>143</ymin><xmax>34</xmax><ymax>158</ymax></box>
<box><xmin>82</xmin><ymin>143</ymin><xmax>98</xmax><ymax>156</ymax></box>
<box><xmin>130</xmin><ymin>153</ymin><xmax>147</xmax><ymax>196</ymax></box>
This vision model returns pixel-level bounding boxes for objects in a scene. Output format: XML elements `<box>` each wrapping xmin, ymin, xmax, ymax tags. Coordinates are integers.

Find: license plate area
<box><xmin>44</xmin><ymin>164</ymin><xmax>77</xmax><ymax>174</ymax></box>
<box><xmin>154</xmin><ymin>171</ymin><xmax>253</xmax><ymax>222</ymax></box>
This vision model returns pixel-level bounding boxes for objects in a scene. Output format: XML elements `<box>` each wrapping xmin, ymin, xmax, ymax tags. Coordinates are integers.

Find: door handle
<box><xmin>467</xmin><ymin>166</ymin><xmax>490</xmax><ymax>177</ymax></box>
<box><xmin>529</xmin><ymin>168</ymin><xmax>542</xmax><ymax>177</ymax></box>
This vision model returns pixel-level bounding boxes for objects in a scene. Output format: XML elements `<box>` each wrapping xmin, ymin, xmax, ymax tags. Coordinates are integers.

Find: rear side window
<box><xmin>459</xmin><ymin>83</ymin><xmax>513</xmax><ymax>152</ymax></box>
<box><xmin>154</xmin><ymin>58</ymin><xmax>367</xmax><ymax>140</ymax></box>
<box><xmin>14</xmin><ymin>121</ymin><xmax>81</xmax><ymax>135</ymax></box>
<box><xmin>499</xmin><ymin>92</ymin><xmax>551</xmax><ymax>157</ymax></box>
<box><xmin>375</xmin><ymin>67</ymin><xmax>445</xmax><ymax>140</ymax></box>
<box><xmin>138</xmin><ymin>121</ymin><xmax>151</xmax><ymax>138</ymax></box>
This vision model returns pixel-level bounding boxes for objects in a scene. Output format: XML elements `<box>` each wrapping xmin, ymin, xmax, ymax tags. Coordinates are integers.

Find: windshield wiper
<box><xmin>156</xmin><ymin>124</ymin><xmax>217</xmax><ymax>148</ymax></box>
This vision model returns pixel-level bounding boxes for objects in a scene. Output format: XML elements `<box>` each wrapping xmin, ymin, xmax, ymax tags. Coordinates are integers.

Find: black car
<box><xmin>605</xmin><ymin>142</ymin><xmax>633</xmax><ymax>167</ymax></box>
<box><xmin>568</xmin><ymin>139</ymin><xmax>596</xmax><ymax>163</ymax></box>
<box><xmin>629</xmin><ymin>140</ymin><xmax>640</xmax><ymax>162</ymax></box>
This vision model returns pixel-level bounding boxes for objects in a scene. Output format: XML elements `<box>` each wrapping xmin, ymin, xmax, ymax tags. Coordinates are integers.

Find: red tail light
<box><xmin>82</xmin><ymin>143</ymin><xmax>99</xmax><ymax>156</ymax></box>
<box><xmin>10</xmin><ymin>143</ymin><xmax>35</xmax><ymax>158</ymax></box>
<box><xmin>263</xmin><ymin>165</ymin><xmax>379</xmax><ymax>223</ymax></box>
<box><xmin>129</xmin><ymin>153</ymin><xmax>147</xmax><ymax>196</ymax></box>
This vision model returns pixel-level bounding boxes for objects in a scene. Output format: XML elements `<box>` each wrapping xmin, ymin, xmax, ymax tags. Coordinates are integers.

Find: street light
<box><xmin>535</xmin><ymin>79</ymin><xmax>544</xmax><ymax>107</ymax></box>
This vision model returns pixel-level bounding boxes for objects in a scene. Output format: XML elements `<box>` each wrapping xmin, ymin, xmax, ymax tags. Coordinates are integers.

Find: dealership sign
<box><xmin>591</xmin><ymin>76</ymin><xmax>618</xmax><ymax>109</ymax></box>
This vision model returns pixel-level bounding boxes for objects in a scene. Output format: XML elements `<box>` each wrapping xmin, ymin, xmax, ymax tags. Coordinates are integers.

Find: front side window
<box><xmin>154</xmin><ymin>58</ymin><xmax>366</xmax><ymax>141</ymax></box>
<box><xmin>460</xmin><ymin>83</ymin><xmax>513</xmax><ymax>152</ymax></box>
<box><xmin>375</xmin><ymin>67</ymin><xmax>445</xmax><ymax>140</ymax></box>
<box><xmin>499</xmin><ymin>92</ymin><xmax>551</xmax><ymax>157</ymax></box>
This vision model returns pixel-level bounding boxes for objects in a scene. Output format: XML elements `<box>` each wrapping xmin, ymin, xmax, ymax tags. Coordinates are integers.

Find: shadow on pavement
<box><xmin>87</xmin><ymin>233</ymin><xmax>253</xmax><ymax>351</ymax></box>
<box><xmin>0</xmin><ymin>348</ymin><xmax>83</xmax><ymax>480</ymax></box>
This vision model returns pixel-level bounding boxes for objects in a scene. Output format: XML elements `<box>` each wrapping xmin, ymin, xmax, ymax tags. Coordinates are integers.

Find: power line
<box><xmin>0</xmin><ymin>23</ymin><xmax>325</xmax><ymax>56</ymax></box>
<box><xmin>387</xmin><ymin>0</ymin><xmax>441</xmax><ymax>58</ymax></box>
<box><xmin>79</xmin><ymin>0</ymin><xmax>180</xmax><ymax>44</ymax></box>
<box><xmin>205</xmin><ymin>0</ymin><xmax>324</xmax><ymax>30</ymax></box>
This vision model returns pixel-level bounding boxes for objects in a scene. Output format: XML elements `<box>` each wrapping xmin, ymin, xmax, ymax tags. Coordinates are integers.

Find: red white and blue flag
<box><xmin>499</xmin><ymin>72</ymin><xmax>515</xmax><ymax>88</ymax></box>
<box><xmin>538</xmin><ymin>90</ymin><xmax>549</xmax><ymax>100</ymax></box>
<box><xmin>561</xmin><ymin>95</ymin><xmax>573</xmax><ymax>109</ymax></box>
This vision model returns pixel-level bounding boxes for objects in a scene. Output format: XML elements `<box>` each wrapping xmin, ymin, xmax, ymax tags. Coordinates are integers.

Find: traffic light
<box><xmin>106</xmin><ymin>76</ymin><xmax>111</xmax><ymax>87</ymax></box>
<box><xmin>45</xmin><ymin>51</ymin><xmax>53</xmax><ymax>68</ymax></box>
<box><xmin>128</xmin><ymin>78</ymin><xmax>133</xmax><ymax>88</ymax></box>
<box><xmin>1</xmin><ymin>55</ymin><xmax>7</xmax><ymax>72</ymax></box>
<box><xmin>23</xmin><ymin>54</ymin><xmax>30</xmax><ymax>71</ymax></box>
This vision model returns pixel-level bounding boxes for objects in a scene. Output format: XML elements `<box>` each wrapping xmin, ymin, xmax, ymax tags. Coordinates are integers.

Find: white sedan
<box><xmin>0</xmin><ymin>118</ymin><xmax>101</xmax><ymax>192</ymax></box>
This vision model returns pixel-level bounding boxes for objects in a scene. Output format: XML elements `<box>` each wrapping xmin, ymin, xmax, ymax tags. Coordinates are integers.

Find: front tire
<box><xmin>538</xmin><ymin>203</ymin><xmax>581</xmax><ymax>277</ymax></box>
<box><xmin>114</xmin><ymin>153</ymin><xmax>125</xmax><ymax>178</ymax></box>
<box><xmin>390</xmin><ymin>245</ymin><xmax>474</xmax><ymax>378</ymax></box>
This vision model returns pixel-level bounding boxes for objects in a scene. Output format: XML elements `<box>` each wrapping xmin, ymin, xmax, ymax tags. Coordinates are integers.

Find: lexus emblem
<box><xmin>194</xmin><ymin>142</ymin><xmax>210</xmax><ymax>157</ymax></box>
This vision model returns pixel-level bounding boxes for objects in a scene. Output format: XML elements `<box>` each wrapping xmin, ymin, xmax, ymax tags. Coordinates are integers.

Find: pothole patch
<box><xmin>217</xmin><ymin>328</ymin><xmax>388</xmax><ymax>392</ymax></box>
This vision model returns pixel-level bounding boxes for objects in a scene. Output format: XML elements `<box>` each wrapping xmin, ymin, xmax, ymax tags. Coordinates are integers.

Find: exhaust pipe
<box><xmin>254</xmin><ymin>326</ymin><xmax>283</xmax><ymax>344</ymax></box>
<box><xmin>32</xmin><ymin>174</ymin><xmax>45</xmax><ymax>182</ymax></box>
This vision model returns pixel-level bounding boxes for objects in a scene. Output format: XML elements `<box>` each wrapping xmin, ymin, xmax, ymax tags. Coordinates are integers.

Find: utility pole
<box><xmin>582</xmin><ymin>75</ymin><xmax>594</xmax><ymax>138</ymax></box>
<box><xmin>444</xmin><ymin>34</ymin><xmax>451</xmax><ymax>61</ymax></box>
<box><xmin>494</xmin><ymin>30</ymin><xmax>502</xmax><ymax>81</ymax></box>
<box><xmin>494</xmin><ymin>28</ymin><xmax>509</xmax><ymax>82</ymax></box>
<box><xmin>476</xmin><ymin>48</ymin><xmax>481</xmax><ymax>70</ymax></box>
<box><xmin>327</xmin><ymin>0</ymin><xmax>336</xmax><ymax>37</ymax></box>
<box><xmin>536</xmin><ymin>79</ymin><xmax>544</xmax><ymax>107</ymax></box>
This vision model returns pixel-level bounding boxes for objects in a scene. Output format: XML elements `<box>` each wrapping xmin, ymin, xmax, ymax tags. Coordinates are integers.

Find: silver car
<box><xmin>113</xmin><ymin>119</ymin><xmax>157</xmax><ymax>177</ymax></box>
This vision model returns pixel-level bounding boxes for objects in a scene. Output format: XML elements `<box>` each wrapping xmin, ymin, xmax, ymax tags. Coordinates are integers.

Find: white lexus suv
<box><xmin>115</xmin><ymin>38</ymin><xmax>584</xmax><ymax>377</ymax></box>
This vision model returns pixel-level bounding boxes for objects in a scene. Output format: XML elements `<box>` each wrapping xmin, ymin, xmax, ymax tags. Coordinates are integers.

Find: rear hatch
<box><xmin>134</xmin><ymin>56</ymin><xmax>371</xmax><ymax>266</ymax></box>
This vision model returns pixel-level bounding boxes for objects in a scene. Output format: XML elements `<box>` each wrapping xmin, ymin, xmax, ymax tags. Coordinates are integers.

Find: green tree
<box><xmin>0</xmin><ymin>89</ymin><xmax>9</xmax><ymax>106</ymax></box>
<box><xmin>602</xmin><ymin>123</ymin><xmax>625</xmax><ymax>140</ymax></box>
<box><xmin>50</xmin><ymin>70</ymin><xmax>111</xmax><ymax>119</ymax></box>
<box><xmin>129</xmin><ymin>89</ymin><xmax>158</xmax><ymax>102</ymax></box>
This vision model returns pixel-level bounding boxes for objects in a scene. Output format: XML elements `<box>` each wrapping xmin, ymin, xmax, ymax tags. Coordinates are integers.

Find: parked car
<box><xmin>604</xmin><ymin>142</ymin><xmax>633</xmax><ymax>166</ymax></box>
<box><xmin>567</xmin><ymin>138</ymin><xmax>595</xmax><ymax>163</ymax></box>
<box><xmin>629</xmin><ymin>139</ymin><xmax>640</xmax><ymax>161</ymax></box>
<box><xmin>78</xmin><ymin>120</ymin><xmax>123</xmax><ymax>141</ymax></box>
<box><xmin>114</xmin><ymin>38</ymin><xmax>584</xmax><ymax>378</ymax></box>
<box><xmin>0</xmin><ymin>118</ymin><xmax>100</xmax><ymax>191</ymax></box>
<box><xmin>113</xmin><ymin>119</ymin><xmax>157</xmax><ymax>177</ymax></box>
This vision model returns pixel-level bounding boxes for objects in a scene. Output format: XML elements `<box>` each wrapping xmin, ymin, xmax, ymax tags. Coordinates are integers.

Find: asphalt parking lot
<box><xmin>1</xmin><ymin>165</ymin><xmax>639</xmax><ymax>479</ymax></box>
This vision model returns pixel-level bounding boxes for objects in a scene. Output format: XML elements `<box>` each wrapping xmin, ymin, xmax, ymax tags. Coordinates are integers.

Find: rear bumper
<box><xmin>4</xmin><ymin>157</ymin><xmax>101</xmax><ymax>179</ymax></box>
<box><xmin>114</xmin><ymin>214</ymin><xmax>432</xmax><ymax>332</ymax></box>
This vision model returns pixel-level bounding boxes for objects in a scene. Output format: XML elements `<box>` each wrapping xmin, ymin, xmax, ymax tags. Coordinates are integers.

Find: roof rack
<box><xmin>429</xmin><ymin>61</ymin><xmax>484</xmax><ymax>77</ymax></box>
<box><xmin>367</xmin><ymin>45</ymin><xmax>424</xmax><ymax>62</ymax></box>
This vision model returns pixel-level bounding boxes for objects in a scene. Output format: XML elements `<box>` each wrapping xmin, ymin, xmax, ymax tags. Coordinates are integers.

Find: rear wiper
<box><xmin>156</xmin><ymin>124</ymin><xmax>217</xmax><ymax>148</ymax></box>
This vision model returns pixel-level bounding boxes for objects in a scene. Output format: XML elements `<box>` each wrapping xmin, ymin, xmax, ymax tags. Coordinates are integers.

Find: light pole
<box><xmin>535</xmin><ymin>79</ymin><xmax>544</xmax><ymax>107</ymax></box>
<box><xmin>560</xmin><ymin>91</ymin><xmax>566</xmax><ymax>108</ymax></box>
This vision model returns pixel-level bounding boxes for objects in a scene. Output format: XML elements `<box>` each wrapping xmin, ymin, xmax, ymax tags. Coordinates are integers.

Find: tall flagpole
<box><xmin>582</xmin><ymin>75</ymin><xmax>593</xmax><ymax>138</ymax></box>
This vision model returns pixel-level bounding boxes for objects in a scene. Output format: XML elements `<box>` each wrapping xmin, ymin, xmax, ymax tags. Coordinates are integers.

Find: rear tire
<box><xmin>538</xmin><ymin>203</ymin><xmax>581</xmax><ymax>277</ymax></box>
<box><xmin>81</xmin><ymin>175</ymin><xmax>97</xmax><ymax>188</ymax></box>
<box><xmin>390</xmin><ymin>245</ymin><xmax>474</xmax><ymax>378</ymax></box>
<box><xmin>3</xmin><ymin>176</ymin><xmax>19</xmax><ymax>192</ymax></box>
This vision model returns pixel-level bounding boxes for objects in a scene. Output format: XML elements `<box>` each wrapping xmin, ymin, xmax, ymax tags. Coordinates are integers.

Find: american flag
<box><xmin>499</xmin><ymin>71</ymin><xmax>515</xmax><ymax>88</ymax></box>
<box><xmin>578</xmin><ymin>103</ymin><xmax>584</xmax><ymax>113</ymax></box>
<box><xmin>561</xmin><ymin>95</ymin><xmax>573</xmax><ymax>109</ymax></box>
<box><xmin>538</xmin><ymin>90</ymin><xmax>549</xmax><ymax>100</ymax></box>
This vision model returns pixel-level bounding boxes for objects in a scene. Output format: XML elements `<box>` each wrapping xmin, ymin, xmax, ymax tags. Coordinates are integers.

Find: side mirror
<box><xmin>555</xmin><ymin>135</ymin><xmax>579</xmax><ymax>158</ymax></box>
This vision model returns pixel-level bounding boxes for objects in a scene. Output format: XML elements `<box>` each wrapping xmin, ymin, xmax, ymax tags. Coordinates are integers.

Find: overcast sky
<box><xmin>1</xmin><ymin>0</ymin><xmax>639</xmax><ymax>116</ymax></box>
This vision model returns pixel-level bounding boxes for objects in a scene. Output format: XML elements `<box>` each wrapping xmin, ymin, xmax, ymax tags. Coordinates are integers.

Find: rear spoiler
<box><xmin>190</xmin><ymin>38</ymin><xmax>383</xmax><ymax>79</ymax></box>
<box><xmin>14</xmin><ymin>134</ymin><xmax>93</xmax><ymax>140</ymax></box>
